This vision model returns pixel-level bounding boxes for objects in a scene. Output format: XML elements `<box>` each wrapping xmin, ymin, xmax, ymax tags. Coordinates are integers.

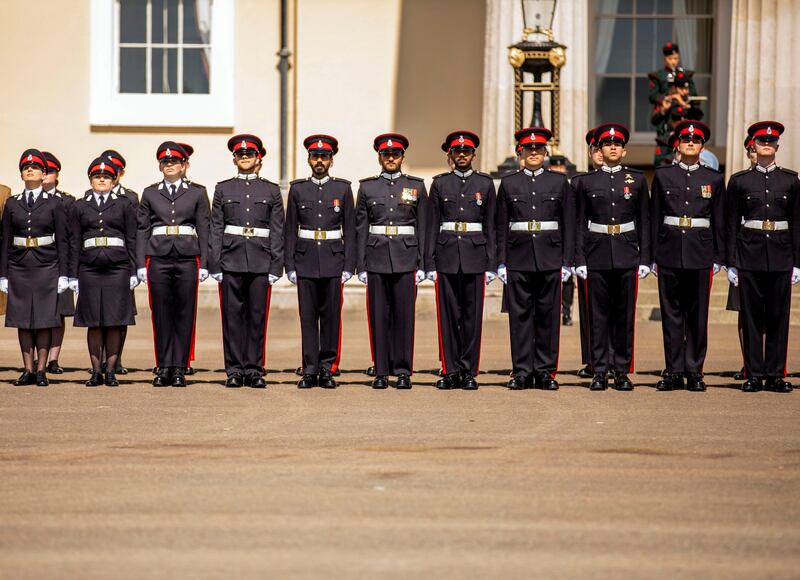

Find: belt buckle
<box><xmin>527</xmin><ymin>221</ymin><xmax>541</xmax><ymax>232</ymax></box>
<box><xmin>385</xmin><ymin>225</ymin><xmax>398</xmax><ymax>236</ymax></box>
<box><xmin>25</xmin><ymin>237</ymin><xmax>38</xmax><ymax>248</ymax></box>
<box><xmin>242</xmin><ymin>226</ymin><xmax>255</xmax><ymax>237</ymax></box>
<box><xmin>96</xmin><ymin>236</ymin><xmax>109</xmax><ymax>247</ymax></box>
<box><xmin>314</xmin><ymin>229</ymin><xmax>327</xmax><ymax>241</ymax></box>
<box><xmin>455</xmin><ymin>222</ymin><xmax>468</xmax><ymax>233</ymax></box>
<box><xmin>762</xmin><ymin>219</ymin><xmax>775</xmax><ymax>231</ymax></box>
<box><xmin>166</xmin><ymin>225</ymin><xmax>180</xmax><ymax>235</ymax></box>
<box><xmin>679</xmin><ymin>216</ymin><xmax>692</xmax><ymax>228</ymax></box>
<box><xmin>607</xmin><ymin>224</ymin><xmax>621</xmax><ymax>235</ymax></box>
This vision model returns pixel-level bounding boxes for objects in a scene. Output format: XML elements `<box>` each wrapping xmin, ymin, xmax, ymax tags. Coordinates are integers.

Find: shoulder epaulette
<box><xmin>259</xmin><ymin>177</ymin><xmax>279</xmax><ymax>186</ymax></box>
<box><xmin>432</xmin><ymin>172</ymin><xmax>450</xmax><ymax>179</ymax></box>
<box><xmin>12</xmin><ymin>192</ymin><xmax>22</xmax><ymax>200</ymax></box>
<box><xmin>730</xmin><ymin>168</ymin><xmax>751</xmax><ymax>179</ymax></box>
<box><xmin>475</xmin><ymin>170</ymin><xmax>493</xmax><ymax>179</ymax></box>
<box><xmin>359</xmin><ymin>175</ymin><xmax>379</xmax><ymax>182</ymax></box>
<box><xmin>778</xmin><ymin>167</ymin><xmax>798</xmax><ymax>176</ymax></box>
<box><xmin>700</xmin><ymin>164</ymin><xmax>722</xmax><ymax>174</ymax></box>
<box><xmin>289</xmin><ymin>178</ymin><xmax>307</xmax><ymax>185</ymax></box>
<box><xmin>332</xmin><ymin>176</ymin><xmax>351</xmax><ymax>184</ymax></box>
<box><xmin>405</xmin><ymin>175</ymin><xmax>425</xmax><ymax>182</ymax></box>
<box><xmin>217</xmin><ymin>177</ymin><xmax>235</xmax><ymax>185</ymax></box>
<box><xmin>623</xmin><ymin>166</ymin><xmax>644</xmax><ymax>174</ymax></box>
<box><xmin>654</xmin><ymin>164</ymin><xmax>673</xmax><ymax>171</ymax></box>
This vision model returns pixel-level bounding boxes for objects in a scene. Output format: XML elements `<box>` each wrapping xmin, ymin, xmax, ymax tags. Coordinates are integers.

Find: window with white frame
<box><xmin>90</xmin><ymin>0</ymin><xmax>234</xmax><ymax>127</ymax></box>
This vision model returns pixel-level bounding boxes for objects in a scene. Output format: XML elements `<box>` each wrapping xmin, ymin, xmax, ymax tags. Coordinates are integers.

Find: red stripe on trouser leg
<box><xmin>552</xmin><ymin>278</ymin><xmax>563</xmax><ymax>379</ymax></box>
<box><xmin>629</xmin><ymin>272</ymin><xmax>639</xmax><ymax>374</ymax></box>
<box><xmin>583</xmin><ymin>276</ymin><xmax>593</xmax><ymax>373</ymax></box>
<box><xmin>411</xmin><ymin>273</ymin><xmax>417</xmax><ymax>376</ymax></box>
<box><xmin>145</xmin><ymin>256</ymin><xmax>158</xmax><ymax>366</ymax></box>
<box><xmin>434</xmin><ymin>277</ymin><xmax>447</xmax><ymax>375</ymax></box>
<box><xmin>295</xmin><ymin>277</ymin><xmax>303</xmax><ymax>374</ymax></box>
<box><xmin>700</xmin><ymin>269</ymin><xmax>713</xmax><ymax>375</ymax></box>
<box><xmin>331</xmin><ymin>281</ymin><xmax>344</xmax><ymax>373</ymax></box>
<box><xmin>186</xmin><ymin>256</ymin><xmax>200</xmax><ymax>368</ymax></box>
<box><xmin>365</xmin><ymin>275</ymin><xmax>375</xmax><ymax>363</ymax></box>
<box><xmin>261</xmin><ymin>285</ymin><xmax>272</xmax><ymax>368</ymax></box>
<box><xmin>476</xmin><ymin>275</ymin><xmax>486</xmax><ymax>374</ymax></box>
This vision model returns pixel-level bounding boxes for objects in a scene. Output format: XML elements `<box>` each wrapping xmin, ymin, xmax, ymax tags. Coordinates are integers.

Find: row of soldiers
<box><xmin>4</xmin><ymin>120</ymin><xmax>798</xmax><ymax>392</ymax></box>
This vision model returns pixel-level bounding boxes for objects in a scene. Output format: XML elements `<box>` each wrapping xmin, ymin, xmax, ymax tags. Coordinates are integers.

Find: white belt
<box><xmin>224</xmin><ymin>225</ymin><xmax>270</xmax><ymax>238</ymax></box>
<box><xmin>743</xmin><ymin>219</ymin><xmax>789</xmax><ymax>232</ymax></box>
<box><xmin>510</xmin><ymin>221</ymin><xmax>559</xmax><ymax>232</ymax></box>
<box><xmin>440</xmin><ymin>222</ymin><xmax>483</xmax><ymax>233</ymax></box>
<box><xmin>298</xmin><ymin>228</ymin><xmax>342</xmax><ymax>240</ymax></box>
<box><xmin>369</xmin><ymin>225</ymin><xmax>415</xmax><ymax>236</ymax></box>
<box><xmin>664</xmin><ymin>216</ymin><xmax>710</xmax><ymax>228</ymax></box>
<box><xmin>152</xmin><ymin>225</ymin><xmax>197</xmax><ymax>236</ymax></box>
<box><xmin>588</xmin><ymin>221</ymin><xmax>635</xmax><ymax>235</ymax></box>
<box><xmin>83</xmin><ymin>236</ymin><xmax>125</xmax><ymax>249</ymax></box>
<box><xmin>13</xmin><ymin>235</ymin><xmax>54</xmax><ymax>248</ymax></box>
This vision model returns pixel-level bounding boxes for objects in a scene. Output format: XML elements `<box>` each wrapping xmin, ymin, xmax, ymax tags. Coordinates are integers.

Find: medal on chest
<box><xmin>474</xmin><ymin>191</ymin><xmax>483</xmax><ymax>206</ymax></box>
<box><xmin>401</xmin><ymin>187</ymin><xmax>418</xmax><ymax>204</ymax></box>
<box><xmin>333</xmin><ymin>198</ymin><xmax>341</xmax><ymax>212</ymax></box>
<box><xmin>623</xmin><ymin>186</ymin><xmax>631</xmax><ymax>200</ymax></box>
<box><xmin>701</xmin><ymin>185</ymin><xmax>712</xmax><ymax>198</ymax></box>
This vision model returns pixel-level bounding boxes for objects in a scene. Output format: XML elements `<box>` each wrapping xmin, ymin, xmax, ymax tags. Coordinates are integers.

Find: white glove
<box><xmin>211</xmin><ymin>272</ymin><xmax>223</xmax><ymax>283</ymax></box>
<box><xmin>137</xmin><ymin>268</ymin><xmax>147</xmax><ymax>284</ymax></box>
<box><xmin>638</xmin><ymin>265</ymin><xmax>651</xmax><ymax>279</ymax></box>
<box><xmin>129</xmin><ymin>275</ymin><xmax>139</xmax><ymax>290</ymax></box>
<box><xmin>727</xmin><ymin>266</ymin><xmax>739</xmax><ymax>287</ymax></box>
<box><xmin>426</xmin><ymin>271</ymin><xmax>438</xmax><ymax>282</ymax></box>
<box><xmin>288</xmin><ymin>271</ymin><xmax>298</xmax><ymax>285</ymax></box>
<box><xmin>199</xmin><ymin>268</ymin><xmax>209</xmax><ymax>282</ymax></box>
<box><xmin>57</xmin><ymin>276</ymin><xmax>69</xmax><ymax>294</ymax></box>
<box><xmin>415</xmin><ymin>270</ymin><xmax>425</xmax><ymax>285</ymax></box>
<box><xmin>0</xmin><ymin>277</ymin><xmax>8</xmax><ymax>294</ymax></box>
<box><xmin>651</xmin><ymin>263</ymin><xmax>658</xmax><ymax>278</ymax></box>
<box><xmin>560</xmin><ymin>267</ymin><xmax>572</xmax><ymax>283</ymax></box>
<box><xmin>792</xmin><ymin>267</ymin><xmax>800</xmax><ymax>286</ymax></box>
<box><xmin>497</xmin><ymin>265</ymin><xmax>508</xmax><ymax>284</ymax></box>
<box><xmin>68</xmin><ymin>278</ymin><xmax>79</xmax><ymax>293</ymax></box>
<box><xmin>341</xmin><ymin>271</ymin><xmax>352</xmax><ymax>284</ymax></box>
<box><xmin>574</xmin><ymin>266</ymin><xmax>588</xmax><ymax>280</ymax></box>
<box><xmin>358</xmin><ymin>272</ymin><xmax>368</xmax><ymax>284</ymax></box>
<box><xmin>713</xmin><ymin>263</ymin><xmax>721</xmax><ymax>275</ymax></box>
<box><xmin>485</xmin><ymin>271</ymin><xmax>497</xmax><ymax>285</ymax></box>
<box><xmin>268</xmin><ymin>274</ymin><xmax>280</xmax><ymax>285</ymax></box>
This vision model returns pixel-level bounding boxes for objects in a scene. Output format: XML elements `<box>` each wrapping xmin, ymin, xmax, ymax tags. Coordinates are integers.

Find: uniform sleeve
<box><xmin>650</xmin><ymin>172</ymin><xmax>664</xmax><ymax>264</ymax></box>
<box><xmin>560</xmin><ymin>178</ymin><xmax>575</xmax><ymax>268</ymax></box>
<box><xmin>648</xmin><ymin>74</ymin><xmax>665</xmax><ymax>105</ymax></box>
<box><xmin>136</xmin><ymin>191</ymin><xmax>151</xmax><ymax>269</ymax></box>
<box><xmin>283</xmin><ymin>188</ymin><xmax>298</xmax><ymax>274</ymax></box>
<box><xmin>54</xmin><ymin>200</ymin><xmax>69</xmax><ymax>278</ymax></box>
<box><xmin>636</xmin><ymin>175</ymin><xmax>651</xmax><ymax>265</ymax></box>
<box><xmin>355</xmin><ymin>185</ymin><xmax>368</xmax><ymax>273</ymax></box>
<box><xmin>195</xmin><ymin>187</ymin><xmax>211</xmax><ymax>270</ymax></box>
<box><xmin>791</xmin><ymin>175</ymin><xmax>800</xmax><ymax>268</ymax></box>
<box><xmin>208</xmin><ymin>188</ymin><xmax>224</xmax><ymax>274</ymax></box>
<box><xmin>123</xmin><ymin>199</ymin><xmax>138</xmax><ymax>276</ymax></box>
<box><xmin>483</xmin><ymin>179</ymin><xmax>498</xmax><ymax>272</ymax></box>
<box><xmin>342</xmin><ymin>184</ymin><xmax>356</xmax><ymax>274</ymax></box>
<box><xmin>268</xmin><ymin>187</ymin><xmax>285</xmax><ymax>277</ymax></box>
<box><xmin>724</xmin><ymin>176</ymin><xmax>740</xmax><ymax>268</ymax></box>
<box><xmin>710</xmin><ymin>174</ymin><xmax>726</xmax><ymax>266</ymax></box>
<box><xmin>495</xmin><ymin>181</ymin><xmax>509</xmax><ymax>267</ymax></box>
<box><xmin>573</xmin><ymin>178</ymin><xmax>587</xmax><ymax>267</ymax></box>
<box><xmin>415</xmin><ymin>183</ymin><xmax>428</xmax><ymax>271</ymax></box>
<box><xmin>69</xmin><ymin>203</ymin><xmax>81</xmax><ymax>278</ymax></box>
<box><xmin>0</xmin><ymin>204</ymin><xmax>12</xmax><ymax>278</ymax></box>
<box><xmin>424</xmin><ymin>179</ymin><xmax>441</xmax><ymax>272</ymax></box>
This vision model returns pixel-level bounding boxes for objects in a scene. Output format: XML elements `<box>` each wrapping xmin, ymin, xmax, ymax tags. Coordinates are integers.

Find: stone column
<box><xmin>726</xmin><ymin>0</ymin><xmax>800</xmax><ymax>176</ymax></box>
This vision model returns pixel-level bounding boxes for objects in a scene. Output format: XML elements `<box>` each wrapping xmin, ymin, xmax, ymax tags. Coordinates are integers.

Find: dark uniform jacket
<box><xmin>574</xmin><ymin>166</ymin><xmax>651</xmax><ymax>270</ymax></box>
<box><xmin>725</xmin><ymin>164</ymin><xmax>800</xmax><ymax>272</ymax></box>
<box><xmin>497</xmin><ymin>167</ymin><xmax>574</xmax><ymax>272</ymax></box>
<box><xmin>114</xmin><ymin>184</ymin><xmax>139</xmax><ymax>206</ymax></box>
<box><xmin>136</xmin><ymin>179</ymin><xmax>211</xmax><ymax>269</ymax></box>
<box><xmin>355</xmin><ymin>173</ymin><xmax>428</xmax><ymax>274</ymax></box>
<box><xmin>0</xmin><ymin>191</ymin><xmax>69</xmax><ymax>277</ymax></box>
<box><xmin>208</xmin><ymin>175</ymin><xmax>284</xmax><ymax>276</ymax></box>
<box><xmin>51</xmin><ymin>189</ymin><xmax>75</xmax><ymax>272</ymax></box>
<box><xmin>284</xmin><ymin>176</ymin><xmax>355</xmax><ymax>278</ymax></box>
<box><xmin>424</xmin><ymin>170</ymin><xmax>496</xmax><ymax>274</ymax></box>
<box><xmin>70</xmin><ymin>192</ymin><xmax>137</xmax><ymax>277</ymax></box>
<box><xmin>651</xmin><ymin>162</ymin><xmax>725</xmax><ymax>269</ymax></box>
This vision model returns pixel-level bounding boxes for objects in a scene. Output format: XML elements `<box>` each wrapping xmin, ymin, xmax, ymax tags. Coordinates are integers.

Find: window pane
<box><xmin>151</xmin><ymin>47</ymin><xmax>178</xmax><ymax>93</ymax></box>
<box><xmin>183</xmin><ymin>48</ymin><xmax>210</xmax><ymax>94</ymax></box>
<box><xmin>691</xmin><ymin>75</ymin><xmax>711</xmax><ymax>125</ymax></box>
<box><xmin>597</xmin><ymin>0</ymin><xmax>633</xmax><ymax>14</ymax></box>
<box><xmin>183</xmin><ymin>0</ymin><xmax>212</xmax><ymax>44</ymax></box>
<box><xmin>152</xmin><ymin>0</ymin><xmax>179</xmax><ymax>44</ymax></box>
<box><xmin>120</xmin><ymin>0</ymin><xmax>147</xmax><ymax>43</ymax></box>
<box><xmin>634</xmin><ymin>77</ymin><xmax>654</xmax><ymax>132</ymax></box>
<box><xmin>683</xmin><ymin>0</ymin><xmax>712</xmax><ymax>15</ymax></box>
<box><xmin>636</xmin><ymin>19</ymin><xmax>673</xmax><ymax>73</ymax></box>
<box><xmin>596</xmin><ymin>77</ymin><xmax>631</xmax><ymax>127</ymax></box>
<box><xmin>674</xmin><ymin>18</ymin><xmax>712</xmax><ymax>72</ymax></box>
<box><xmin>656</xmin><ymin>0</ymin><xmax>673</xmax><ymax>14</ymax></box>
<box><xmin>637</xmin><ymin>0</ymin><xmax>656</xmax><ymax>14</ymax></box>
<box><xmin>120</xmin><ymin>47</ymin><xmax>146</xmax><ymax>93</ymax></box>
<box><xmin>595</xmin><ymin>18</ymin><xmax>632</xmax><ymax>74</ymax></box>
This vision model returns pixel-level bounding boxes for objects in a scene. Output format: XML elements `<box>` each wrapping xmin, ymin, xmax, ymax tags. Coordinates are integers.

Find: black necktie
<box><xmin>99</xmin><ymin>195</ymin><xmax>106</xmax><ymax>210</ymax></box>
<box><xmin>27</xmin><ymin>192</ymin><xmax>34</xmax><ymax>207</ymax></box>
<box><xmin>169</xmin><ymin>184</ymin><xmax>175</xmax><ymax>197</ymax></box>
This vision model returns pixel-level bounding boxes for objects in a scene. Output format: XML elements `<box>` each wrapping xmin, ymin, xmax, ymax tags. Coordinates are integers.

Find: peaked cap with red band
<box><xmin>19</xmin><ymin>149</ymin><xmax>48</xmax><ymax>173</ymax></box>
<box><xmin>744</xmin><ymin>135</ymin><xmax>755</xmax><ymax>150</ymax></box>
<box><xmin>747</xmin><ymin>121</ymin><xmax>784</xmax><ymax>142</ymax></box>
<box><xmin>663</xmin><ymin>42</ymin><xmax>679</xmax><ymax>56</ymax></box>
<box><xmin>227</xmin><ymin>134</ymin><xmax>263</xmax><ymax>156</ymax></box>
<box><xmin>177</xmin><ymin>143</ymin><xmax>194</xmax><ymax>158</ymax></box>
<box><xmin>156</xmin><ymin>141</ymin><xmax>188</xmax><ymax>162</ymax></box>
<box><xmin>304</xmin><ymin>134</ymin><xmax>339</xmax><ymax>155</ymax></box>
<box><xmin>674</xmin><ymin>120</ymin><xmax>711</xmax><ymax>143</ymax></box>
<box><xmin>373</xmin><ymin>133</ymin><xmax>409</xmax><ymax>153</ymax></box>
<box><xmin>42</xmin><ymin>151</ymin><xmax>61</xmax><ymax>173</ymax></box>
<box><xmin>594</xmin><ymin>123</ymin><xmax>629</xmax><ymax>146</ymax></box>
<box><xmin>514</xmin><ymin>127</ymin><xmax>552</xmax><ymax>149</ymax></box>
<box><xmin>101</xmin><ymin>149</ymin><xmax>126</xmax><ymax>169</ymax></box>
<box><xmin>667</xmin><ymin>132</ymin><xmax>679</xmax><ymax>151</ymax></box>
<box><xmin>441</xmin><ymin>130</ymin><xmax>480</xmax><ymax>152</ymax></box>
<box><xmin>585</xmin><ymin>128</ymin><xmax>597</xmax><ymax>147</ymax></box>
<box><xmin>87</xmin><ymin>156</ymin><xmax>118</xmax><ymax>178</ymax></box>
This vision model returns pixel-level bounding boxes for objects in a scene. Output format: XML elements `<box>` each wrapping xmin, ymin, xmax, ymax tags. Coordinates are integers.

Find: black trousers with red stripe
<box><xmin>577</xmin><ymin>277</ymin><xmax>591</xmax><ymax>366</ymax></box>
<box><xmin>220</xmin><ymin>271</ymin><xmax>271</xmax><ymax>379</ymax></box>
<box><xmin>739</xmin><ymin>269</ymin><xmax>792</xmax><ymax>378</ymax></box>
<box><xmin>435</xmin><ymin>271</ymin><xmax>484</xmax><ymax>377</ymax></box>
<box><xmin>507</xmin><ymin>269</ymin><xmax>561</xmax><ymax>379</ymax></box>
<box><xmin>297</xmin><ymin>276</ymin><xmax>343</xmax><ymax>375</ymax></box>
<box><xmin>657</xmin><ymin>266</ymin><xmax>712</xmax><ymax>374</ymax></box>
<box><xmin>586</xmin><ymin>268</ymin><xmax>637</xmax><ymax>374</ymax></box>
<box><xmin>146</xmin><ymin>252</ymin><xmax>199</xmax><ymax>369</ymax></box>
<box><xmin>366</xmin><ymin>272</ymin><xmax>415</xmax><ymax>376</ymax></box>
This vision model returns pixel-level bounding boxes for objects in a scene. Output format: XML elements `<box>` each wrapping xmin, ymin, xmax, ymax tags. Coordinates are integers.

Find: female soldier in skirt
<box><xmin>0</xmin><ymin>149</ymin><xmax>69</xmax><ymax>386</ymax></box>
<box><xmin>70</xmin><ymin>158</ymin><xmax>138</xmax><ymax>386</ymax></box>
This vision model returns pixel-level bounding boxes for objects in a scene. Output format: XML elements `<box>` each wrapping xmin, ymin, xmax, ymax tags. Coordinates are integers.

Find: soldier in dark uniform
<box><xmin>209</xmin><ymin>134</ymin><xmax>284</xmax><ymax>388</ymax></box>
<box><xmin>177</xmin><ymin>143</ymin><xmax>201</xmax><ymax>376</ymax></box>
<box><xmin>573</xmin><ymin>124</ymin><xmax>651</xmax><ymax>391</ymax></box>
<box><xmin>424</xmin><ymin>131</ymin><xmax>496</xmax><ymax>390</ymax></box>
<box><xmin>725</xmin><ymin>121</ymin><xmax>799</xmax><ymax>393</ymax></box>
<box><xmin>496</xmin><ymin>127</ymin><xmax>574</xmax><ymax>390</ymax></box>
<box><xmin>651</xmin><ymin>71</ymin><xmax>703</xmax><ymax>167</ymax></box>
<box><xmin>41</xmin><ymin>152</ymin><xmax>75</xmax><ymax>375</ymax></box>
<box><xmin>137</xmin><ymin>142</ymin><xmax>210</xmax><ymax>387</ymax></box>
<box><xmin>355</xmin><ymin>133</ymin><xmax>428</xmax><ymax>389</ymax></box>
<box><xmin>285</xmin><ymin>135</ymin><xmax>355</xmax><ymax>389</ymax></box>
<box><xmin>0</xmin><ymin>149</ymin><xmax>69</xmax><ymax>386</ymax></box>
<box><xmin>650</xmin><ymin>121</ymin><xmax>725</xmax><ymax>392</ymax></box>
<box><xmin>70</xmin><ymin>159</ymin><xmax>138</xmax><ymax>387</ymax></box>
<box><xmin>648</xmin><ymin>42</ymin><xmax>697</xmax><ymax>106</ymax></box>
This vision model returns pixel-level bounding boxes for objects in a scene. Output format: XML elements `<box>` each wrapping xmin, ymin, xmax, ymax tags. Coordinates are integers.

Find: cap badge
<box><xmin>100</xmin><ymin>163</ymin><xmax>106</xmax><ymax>171</ymax></box>
<box><xmin>689</xmin><ymin>125</ymin><xmax>695</xmax><ymax>133</ymax></box>
<box><xmin>767</xmin><ymin>127</ymin><xmax>773</xmax><ymax>135</ymax></box>
<box><xmin>458</xmin><ymin>136</ymin><xmax>465</xmax><ymax>143</ymax></box>
<box><xmin>609</xmin><ymin>128</ymin><xmax>616</xmax><ymax>136</ymax></box>
<box><xmin>387</xmin><ymin>139</ymin><xmax>393</xmax><ymax>147</ymax></box>
<box><xmin>27</xmin><ymin>155</ymin><xmax>32</xmax><ymax>161</ymax></box>
<box><xmin>317</xmin><ymin>140</ymin><xmax>323</xmax><ymax>148</ymax></box>
<box><xmin>166</xmin><ymin>148</ymin><xmax>172</xmax><ymax>156</ymax></box>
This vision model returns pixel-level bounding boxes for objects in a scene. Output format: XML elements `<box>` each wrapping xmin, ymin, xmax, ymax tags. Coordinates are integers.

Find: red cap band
<box><xmin>89</xmin><ymin>162</ymin><xmax>116</xmax><ymax>176</ymax></box>
<box><xmin>308</xmin><ymin>140</ymin><xmax>334</xmax><ymax>152</ymax></box>
<box><xmin>107</xmin><ymin>156</ymin><xmax>124</xmax><ymax>168</ymax></box>
<box><xmin>158</xmin><ymin>148</ymin><xmax>186</xmax><ymax>160</ymax></box>
<box><xmin>21</xmin><ymin>154</ymin><xmax>45</xmax><ymax>168</ymax></box>
<box><xmin>752</xmin><ymin>127</ymin><xmax>780</xmax><ymax>138</ymax></box>
<box><xmin>518</xmin><ymin>134</ymin><xmax>549</xmax><ymax>146</ymax></box>
<box><xmin>46</xmin><ymin>160</ymin><xmax>60</xmax><ymax>171</ymax></box>
<box><xmin>233</xmin><ymin>140</ymin><xmax>259</xmax><ymax>153</ymax></box>
<box><xmin>449</xmin><ymin>137</ymin><xmax>476</xmax><ymax>149</ymax></box>
<box><xmin>378</xmin><ymin>139</ymin><xmax>405</xmax><ymax>151</ymax></box>
<box><xmin>598</xmin><ymin>129</ymin><xmax>623</xmax><ymax>142</ymax></box>
<box><xmin>678</xmin><ymin>124</ymin><xmax>706</xmax><ymax>140</ymax></box>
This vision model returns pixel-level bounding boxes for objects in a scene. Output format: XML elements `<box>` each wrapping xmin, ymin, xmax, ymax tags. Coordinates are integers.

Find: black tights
<box><xmin>88</xmin><ymin>326</ymin><xmax>124</xmax><ymax>373</ymax></box>
<box><xmin>19</xmin><ymin>329</ymin><xmax>52</xmax><ymax>372</ymax></box>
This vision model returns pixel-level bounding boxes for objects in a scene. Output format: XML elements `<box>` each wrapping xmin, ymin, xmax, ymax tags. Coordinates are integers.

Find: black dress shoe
<box><xmin>36</xmin><ymin>372</ymin><xmax>49</xmax><ymax>387</ymax></box>
<box><xmin>436</xmin><ymin>374</ymin><xmax>459</xmax><ymax>390</ymax></box>
<box><xmin>656</xmin><ymin>373</ymin><xmax>683</xmax><ymax>391</ymax></box>
<box><xmin>366</xmin><ymin>365</ymin><xmax>376</xmax><ymax>377</ymax></box>
<box><xmin>461</xmin><ymin>374</ymin><xmax>478</xmax><ymax>390</ymax></box>
<box><xmin>152</xmin><ymin>366</ymin><xmax>160</xmax><ymax>375</ymax></box>
<box><xmin>733</xmin><ymin>367</ymin><xmax>745</xmax><ymax>381</ymax></box>
<box><xmin>742</xmin><ymin>377</ymin><xmax>762</xmax><ymax>392</ymax></box>
<box><xmin>318</xmin><ymin>371</ymin><xmax>337</xmax><ymax>389</ymax></box>
<box><xmin>562</xmin><ymin>314</ymin><xmax>573</xmax><ymax>326</ymax></box>
<box><xmin>114</xmin><ymin>365</ymin><xmax>129</xmax><ymax>375</ymax></box>
<box><xmin>577</xmin><ymin>365</ymin><xmax>594</xmax><ymax>379</ymax></box>
<box><xmin>372</xmin><ymin>375</ymin><xmax>389</xmax><ymax>389</ymax></box>
<box><xmin>46</xmin><ymin>361</ymin><xmax>64</xmax><ymax>374</ymax></box>
<box><xmin>250</xmin><ymin>376</ymin><xmax>267</xmax><ymax>389</ymax></box>
<box><xmin>104</xmin><ymin>372</ymin><xmax>119</xmax><ymax>387</ymax></box>
<box><xmin>85</xmin><ymin>371</ymin><xmax>103</xmax><ymax>387</ymax></box>
<box><xmin>332</xmin><ymin>368</ymin><xmax>341</xmax><ymax>377</ymax></box>
<box><xmin>765</xmin><ymin>377</ymin><xmax>793</xmax><ymax>393</ymax></box>
<box><xmin>613</xmin><ymin>373</ymin><xmax>634</xmax><ymax>391</ymax></box>
<box><xmin>152</xmin><ymin>374</ymin><xmax>171</xmax><ymax>387</ymax></box>
<box><xmin>296</xmin><ymin>366</ymin><xmax>304</xmax><ymax>376</ymax></box>
<box><xmin>685</xmin><ymin>373</ymin><xmax>706</xmax><ymax>392</ymax></box>
<box><xmin>395</xmin><ymin>374</ymin><xmax>412</xmax><ymax>389</ymax></box>
<box><xmin>536</xmin><ymin>375</ymin><xmax>559</xmax><ymax>390</ymax></box>
<box><xmin>184</xmin><ymin>367</ymin><xmax>196</xmax><ymax>376</ymax></box>
<box><xmin>507</xmin><ymin>376</ymin><xmax>527</xmax><ymax>390</ymax></box>
<box><xmin>172</xmin><ymin>372</ymin><xmax>187</xmax><ymax>387</ymax></box>
<box><xmin>298</xmin><ymin>374</ymin><xmax>317</xmax><ymax>388</ymax></box>
<box><xmin>589</xmin><ymin>373</ymin><xmax>608</xmax><ymax>391</ymax></box>
<box><xmin>13</xmin><ymin>371</ymin><xmax>36</xmax><ymax>386</ymax></box>
<box><xmin>225</xmin><ymin>375</ymin><xmax>244</xmax><ymax>388</ymax></box>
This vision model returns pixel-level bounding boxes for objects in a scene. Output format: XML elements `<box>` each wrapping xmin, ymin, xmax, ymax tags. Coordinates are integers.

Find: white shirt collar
<box><xmin>601</xmin><ymin>165</ymin><xmax>622</xmax><ymax>173</ymax></box>
<box><xmin>44</xmin><ymin>187</ymin><xmax>57</xmax><ymax>196</ymax></box>
<box><xmin>23</xmin><ymin>186</ymin><xmax>43</xmax><ymax>201</ymax></box>
<box><xmin>755</xmin><ymin>163</ymin><xmax>777</xmax><ymax>173</ymax></box>
<box><xmin>162</xmin><ymin>178</ymin><xmax>183</xmax><ymax>189</ymax></box>
<box><xmin>92</xmin><ymin>190</ymin><xmax>110</xmax><ymax>204</ymax></box>
<box><xmin>453</xmin><ymin>169</ymin><xmax>473</xmax><ymax>178</ymax></box>
<box><xmin>523</xmin><ymin>167</ymin><xmax>545</xmax><ymax>177</ymax></box>
<box><xmin>679</xmin><ymin>161</ymin><xmax>700</xmax><ymax>172</ymax></box>
<box><xmin>311</xmin><ymin>175</ymin><xmax>330</xmax><ymax>186</ymax></box>
<box><xmin>381</xmin><ymin>171</ymin><xmax>402</xmax><ymax>181</ymax></box>
<box><xmin>236</xmin><ymin>173</ymin><xmax>258</xmax><ymax>181</ymax></box>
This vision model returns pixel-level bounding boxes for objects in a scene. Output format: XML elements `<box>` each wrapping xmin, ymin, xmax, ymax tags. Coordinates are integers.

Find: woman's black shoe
<box><xmin>46</xmin><ymin>361</ymin><xmax>64</xmax><ymax>374</ymax></box>
<box><xmin>395</xmin><ymin>374</ymin><xmax>412</xmax><ymax>389</ymax></box>
<box><xmin>371</xmin><ymin>375</ymin><xmax>389</xmax><ymax>389</ymax></box>
<box><xmin>250</xmin><ymin>376</ymin><xmax>267</xmax><ymax>388</ymax></box>
<box><xmin>297</xmin><ymin>374</ymin><xmax>317</xmax><ymax>388</ymax></box>
<box><xmin>104</xmin><ymin>372</ymin><xmax>119</xmax><ymax>387</ymax></box>
<box><xmin>225</xmin><ymin>375</ymin><xmax>244</xmax><ymax>388</ymax></box>
<box><xmin>86</xmin><ymin>372</ymin><xmax>103</xmax><ymax>387</ymax></box>
<box><xmin>13</xmin><ymin>371</ymin><xmax>36</xmax><ymax>386</ymax></box>
<box><xmin>507</xmin><ymin>376</ymin><xmax>526</xmax><ymax>390</ymax></box>
<box><xmin>36</xmin><ymin>372</ymin><xmax>49</xmax><ymax>387</ymax></box>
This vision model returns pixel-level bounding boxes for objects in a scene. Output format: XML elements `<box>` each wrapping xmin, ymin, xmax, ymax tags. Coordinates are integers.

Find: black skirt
<box><xmin>5</xmin><ymin>261</ymin><xmax>61</xmax><ymax>329</ymax></box>
<box><xmin>726</xmin><ymin>281</ymin><xmax>740</xmax><ymax>312</ymax></box>
<box><xmin>74</xmin><ymin>262</ymin><xmax>135</xmax><ymax>327</ymax></box>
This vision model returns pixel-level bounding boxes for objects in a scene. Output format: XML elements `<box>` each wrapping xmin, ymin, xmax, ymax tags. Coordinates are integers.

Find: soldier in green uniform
<box><xmin>648</xmin><ymin>42</ymin><xmax>697</xmax><ymax>106</ymax></box>
<box><xmin>651</xmin><ymin>70</ymin><xmax>703</xmax><ymax>166</ymax></box>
